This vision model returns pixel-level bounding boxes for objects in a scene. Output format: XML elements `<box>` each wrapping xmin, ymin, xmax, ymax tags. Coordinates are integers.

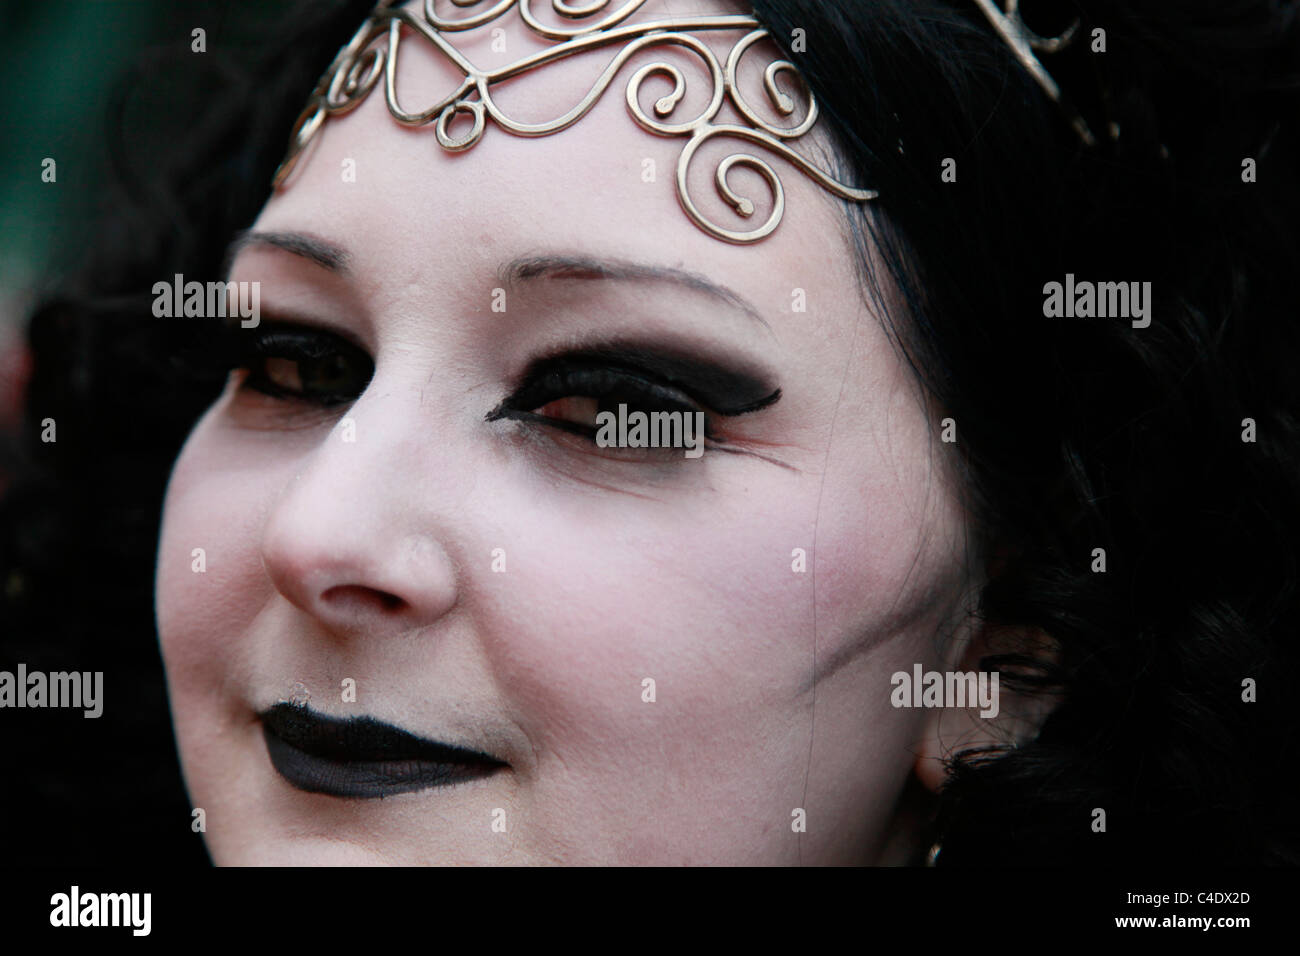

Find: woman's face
<box><xmin>155</xmin><ymin>0</ymin><xmax>975</xmax><ymax>864</ymax></box>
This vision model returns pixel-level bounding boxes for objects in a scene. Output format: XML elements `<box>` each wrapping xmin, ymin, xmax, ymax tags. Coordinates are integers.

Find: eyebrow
<box><xmin>500</xmin><ymin>253</ymin><xmax>769</xmax><ymax>329</ymax></box>
<box><xmin>223</xmin><ymin>230</ymin><xmax>351</xmax><ymax>276</ymax></box>
<box><xmin>225</xmin><ymin>232</ymin><xmax>767</xmax><ymax>328</ymax></box>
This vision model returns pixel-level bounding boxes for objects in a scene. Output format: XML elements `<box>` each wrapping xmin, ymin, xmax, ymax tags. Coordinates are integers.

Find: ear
<box><xmin>912</xmin><ymin>620</ymin><xmax>1060</xmax><ymax>793</ymax></box>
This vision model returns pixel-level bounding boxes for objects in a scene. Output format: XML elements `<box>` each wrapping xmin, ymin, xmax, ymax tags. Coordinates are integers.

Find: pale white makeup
<box><xmin>154</xmin><ymin>0</ymin><xmax>1006</xmax><ymax>865</ymax></box>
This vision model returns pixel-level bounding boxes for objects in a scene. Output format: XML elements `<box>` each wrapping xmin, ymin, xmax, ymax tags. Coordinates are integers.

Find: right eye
<box><xmin>231</xmin><ymin>325</ymin><xmax>374</xmax><ymax>407</ymax></box>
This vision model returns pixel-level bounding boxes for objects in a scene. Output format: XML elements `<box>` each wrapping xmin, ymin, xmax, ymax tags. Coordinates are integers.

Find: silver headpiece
<box><xmin>271</xmin><ymin>0</ymin><xmax>879</xmax><ymax>244</ymax></box>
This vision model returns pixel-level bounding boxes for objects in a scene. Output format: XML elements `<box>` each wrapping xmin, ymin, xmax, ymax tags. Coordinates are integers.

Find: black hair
<box><xmin>2</xmin><ymin>0</ymin><xmax>1298</xmax><ymax>865</ymax></box>
<box><xmin>745</xmin><ymin>0</ymin><xmax>1300</xmax><ymax>865</ymax></box>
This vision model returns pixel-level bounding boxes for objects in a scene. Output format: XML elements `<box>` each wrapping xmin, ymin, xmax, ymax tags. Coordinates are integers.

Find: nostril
<box><xmin>320</xmin><ymin>584</ymin><xmax>407</xmax><ymax>615</ymax></box>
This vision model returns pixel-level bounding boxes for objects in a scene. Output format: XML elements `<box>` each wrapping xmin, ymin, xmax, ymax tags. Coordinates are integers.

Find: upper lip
<box><xmin>260</xmin><ymin>702</ymin><xmax>507</xmax><ymax>798</ymax></box>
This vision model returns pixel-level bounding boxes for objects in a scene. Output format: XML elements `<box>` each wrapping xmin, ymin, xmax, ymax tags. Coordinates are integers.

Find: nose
<box><xmin>259</xmin><ymin>406</ymin><xmax>461</xmax><ymax>640</ymax></box>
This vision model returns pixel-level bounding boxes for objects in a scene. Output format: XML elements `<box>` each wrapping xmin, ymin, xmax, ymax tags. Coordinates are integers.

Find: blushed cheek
<box><xmin>806</xmin><ymin>381</ymin><xmax>971</xmax><ymax>657</ymax></box>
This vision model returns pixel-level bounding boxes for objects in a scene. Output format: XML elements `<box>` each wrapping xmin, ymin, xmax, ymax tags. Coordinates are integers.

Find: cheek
<box><xmin>463</xmin><ymin>472</ymin><xmax>825</xmax><ymax>853</ymax></box>
<box><xmin>468</xmin><ymin>459</ymin><xmax>888</xmax><ymax>767</ymax></box>
<box><xmin>476</xmin><ymin>473</ymin><xmax>801</xmax><ymax>675</ymax></box>
<box><xmin>155</xmin><ymin>409</ymin><xmax>282</xmax><ymax>704</ymax></box>
<box><xmin>469</xmin><ymin>435</ymin><xmax>962</xmax><ymax>861</ymax></box>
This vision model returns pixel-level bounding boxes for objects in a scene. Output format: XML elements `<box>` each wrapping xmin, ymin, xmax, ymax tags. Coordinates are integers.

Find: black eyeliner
<box><xmin>493</xmin><ymin>346</ymin><xmax>782</xmax><ymax>419</ymax></box>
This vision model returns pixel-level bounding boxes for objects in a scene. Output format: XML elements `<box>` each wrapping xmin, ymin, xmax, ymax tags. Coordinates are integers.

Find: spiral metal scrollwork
<box><xmin>272</xmin><ymin>0</ymin><xmax>879</xmax><ymax>244</ymax></box>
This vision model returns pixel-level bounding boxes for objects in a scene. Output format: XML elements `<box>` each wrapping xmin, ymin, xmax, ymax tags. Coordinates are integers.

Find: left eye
<box><xmin>489</xmin><ymin>363</ymin><xmax>710</xmax><ymax>442</ymax></box>
<box><xmin>232</xmin><ymin>326</ymin><xmax>374</xmax><ymax>406</ymax></box>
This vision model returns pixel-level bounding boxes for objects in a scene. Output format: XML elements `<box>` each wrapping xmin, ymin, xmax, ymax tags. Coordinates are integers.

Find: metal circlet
<box><xmin>272</xmin><ymin>0</ymin><xmax>878</xmax><ymax>244</ymax></box>
<box><xmin>971</xmin><ymin>0</ymin><xmax>1097</xmax><ymax>147</ymax></box>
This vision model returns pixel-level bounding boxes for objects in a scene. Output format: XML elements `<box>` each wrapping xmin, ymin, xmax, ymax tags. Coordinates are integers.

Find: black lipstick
<box><xmin>260</xmin><ymin>703</ymin><xmax>507</xmax><ymax>798</ymax></box>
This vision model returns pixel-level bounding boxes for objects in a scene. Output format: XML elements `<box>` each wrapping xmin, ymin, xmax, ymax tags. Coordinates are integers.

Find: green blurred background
<box><xmin>3</xmin><ymin>1</ymin><xmax>163</xmax><ymax>315</ymax></box>
<box><xmin>0</xmin><ymin>0</ymin><xmax>299</xmax><ymax>422</ymax></box>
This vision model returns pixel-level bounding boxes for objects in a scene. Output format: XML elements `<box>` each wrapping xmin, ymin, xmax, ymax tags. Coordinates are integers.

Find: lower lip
<box><xmin>262</xmin><ymin>725</ymin><xmax>503</xmax><ymax>798</ymax></box>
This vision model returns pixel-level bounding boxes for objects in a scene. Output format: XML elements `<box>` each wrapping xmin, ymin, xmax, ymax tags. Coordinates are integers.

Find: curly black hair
<box><xmin>2</xmin><ymin>0</ymin><xmax>1298</xmax><ymax>865</ymax></box>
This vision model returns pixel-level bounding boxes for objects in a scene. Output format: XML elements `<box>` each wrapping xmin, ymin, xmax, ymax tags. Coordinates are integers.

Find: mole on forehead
<box><xmin>270</xmin><ymin>0</ymin><xmax>878</xmax><ymax>245</ymax></box>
